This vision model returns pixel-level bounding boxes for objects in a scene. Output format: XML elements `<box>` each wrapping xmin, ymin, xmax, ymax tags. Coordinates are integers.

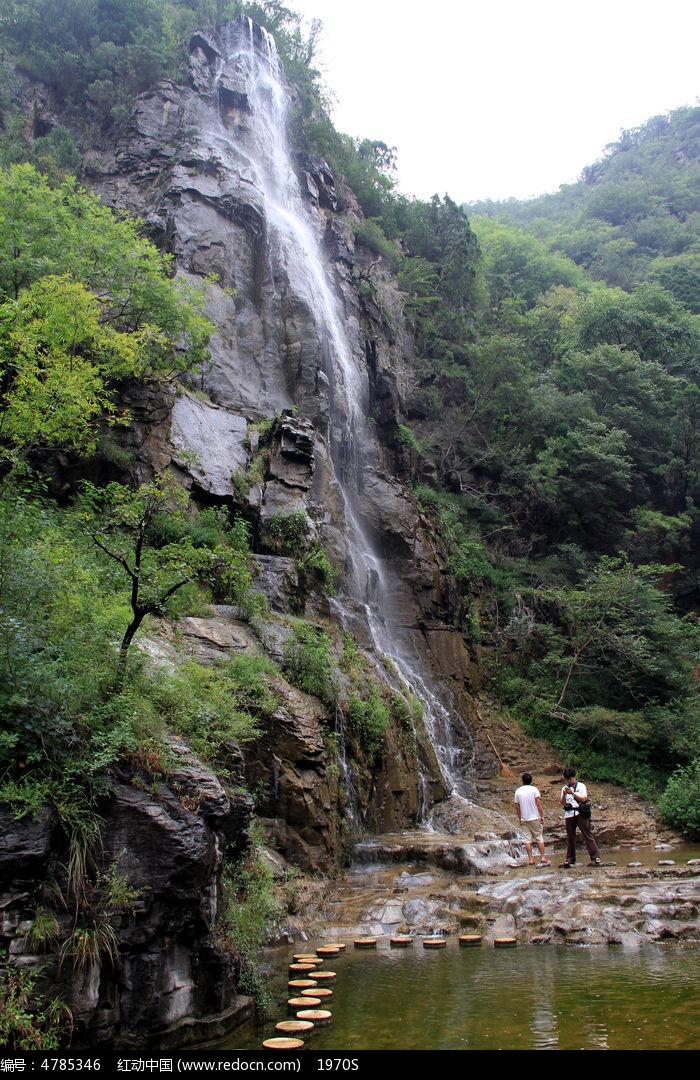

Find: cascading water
<box><xmin>220</xmin><ymin>18</ymin><xmax>474</xmax><ymax>808</ymax></box>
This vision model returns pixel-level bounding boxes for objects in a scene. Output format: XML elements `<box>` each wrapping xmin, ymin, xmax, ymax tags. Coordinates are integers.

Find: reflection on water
<box><xmin>226</xmin><ymin>943</ymin><xmax>700</xmax><ymax>1051</ymax></box>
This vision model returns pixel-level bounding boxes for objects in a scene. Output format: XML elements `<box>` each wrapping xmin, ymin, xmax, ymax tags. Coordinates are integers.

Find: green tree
<box><xmin>586</xmin><ymin>181</ymin><xmax>657</xmax><ymax>227</ymax></box>
<box><xmin>494</xmin><ymin>556</ymin><xmax>700</xmax><ymax>787</ymax></box>
<box><xmin>532</xmin><ymin>418</ymin><xmax>633</xmax><ymax>546</ymax></box>
<box><xmin>80</xmin><ymin>478</ymin><xmax>251</xmax><ymax>673</ymax></box>
<box><xmin>466</xmin><ymin>106</ymin><xmax>700</xmax><ymax>296</ymax></box>
<box><xmin>543</xmin><ymin>557</ymin><xmax>690</xmax><ymax>713</ymax></box>
<box><xmin>0</xmin><ymin>166</ymin><xmax>212</xmax><ymax>461</ymax></box>
<box><xmin>553</xmin><ymin>343</ymin><xmax>679</xmax><ymax>480</ymax></box>
<box><xmin>649</xmin><ymin>254</ymin><xmax>700</xmax><ymax>314</ymax></box>
<box><xmin>0</xmin><ymin>165</ymin><xmax>212</xmax><ymax>371</ymax></box>
<box><xmin>659</xmin><ymin>759</ymin><xmax>700</xmax><ymax>838</ymax></box>
<box><xmin>0</xmin><ymin>275</ymin><xmax>138</xmax><ymax>456</ymax></box>
<box><xmin>664</xmin><ymin>384</ymin><xmax>700</xmax><ymax>513</ymax></box>
<box><xmin>388</xmin><ymin>195</ymin><xmax>481</xmax><ymax>367</ymax></box>
<box><xmin>0</xmin><ymin>487</ymin><xmax>124</xmax><ymax>773</ymax></box>
<box><xmin>399</xmin><ymin>195</ymin><xmax>480</xmax><ymax>310</ymax></box>
<box><xmin>472</xmin><ymin>215</ymin><xmax>584</xmax><ymax>315</ymax></box>
<box><xmin>560</xmin><ymin>283</ymin><xmax>699</xmax><ymax>377</ymax></box>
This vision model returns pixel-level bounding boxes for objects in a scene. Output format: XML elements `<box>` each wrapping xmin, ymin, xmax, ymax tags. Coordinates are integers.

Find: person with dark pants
<box><xmin>560</xmin><ymin>767</ymin><xmax>601</xmax><ymax>866</ymax></box>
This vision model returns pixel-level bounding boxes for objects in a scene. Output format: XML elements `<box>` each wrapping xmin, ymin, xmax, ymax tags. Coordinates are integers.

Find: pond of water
<box><xmin>226</xmin><ymin>940</ymin><xmax>700</xmax><ymax>1051</ymax></box>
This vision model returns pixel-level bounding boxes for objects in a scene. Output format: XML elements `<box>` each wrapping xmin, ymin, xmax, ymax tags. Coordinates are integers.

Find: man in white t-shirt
<box><xmin>514</xmin><ymin>772</ymin><xmax>549</xmax><ymax>866</ymax></box>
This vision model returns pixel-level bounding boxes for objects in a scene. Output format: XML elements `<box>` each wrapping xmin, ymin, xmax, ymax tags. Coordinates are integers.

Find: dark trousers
<box><xmin>565</xmin><ymin>813</ymin><xmax>600</xmax><ymax>862</ymax></box>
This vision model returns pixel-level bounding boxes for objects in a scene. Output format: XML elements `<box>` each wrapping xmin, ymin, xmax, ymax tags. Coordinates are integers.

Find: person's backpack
<box><xmin>575</xmin><ymin>782</ymin><xmax>592</xmax><ymax>818</ymax></box>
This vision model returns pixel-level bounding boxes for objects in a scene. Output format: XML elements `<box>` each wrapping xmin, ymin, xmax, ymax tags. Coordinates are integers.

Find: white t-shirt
<box><xmin>514</xmin><ymin>784</ymin><xmax>541</xmax><ymax>821</ymax></box>
<box><xmin>561</xmin><ymin>780</ymin><xmax>587</xmax><ymax>817</ymax></box>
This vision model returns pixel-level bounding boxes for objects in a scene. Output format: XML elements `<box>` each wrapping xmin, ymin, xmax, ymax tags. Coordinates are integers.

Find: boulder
<box><xmin>169</xmin><ymin>394</ymin><xmax>248</xmax><ymax>498</ymax></box>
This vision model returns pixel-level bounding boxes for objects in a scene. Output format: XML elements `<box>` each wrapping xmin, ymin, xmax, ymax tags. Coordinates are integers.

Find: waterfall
<box><xmin>219</xmin><ymin>18</ymin><xmax>474</xmax><ymax>804</ymax></box>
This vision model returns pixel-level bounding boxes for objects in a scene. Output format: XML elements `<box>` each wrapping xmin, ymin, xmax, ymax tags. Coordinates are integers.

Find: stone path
<box><xmin>287</xmin><ymin>832</ymin><xmax>700</xmax><ymax>948</ymax></box>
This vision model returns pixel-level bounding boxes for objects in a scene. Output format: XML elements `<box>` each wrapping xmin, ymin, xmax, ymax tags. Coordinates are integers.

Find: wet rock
<box><xmin>169</xmin><ymin>394</ymin><xmax>248</xmax><ymax>498</ymax></box>
<box><xmin>265</xmin><ymin>413</ymin><xmax>315</xmax><ymax>491</ymax></box>
<box><xmin>297</xmin><ymin>844</ymin><xmax>700</xmax><ymax>948</ymax></box>
<box><xmin>367</xmin><ymin>899</ymin><xmax>405</xmax><ymax>927</ymax></box>
<box><xmin>0</xmin><ymin>806</ymin><xmax>58</xmax><ymax>880</ymax></box>
<box><xmin>1</xmin><ymin>749</ymin><xmax>253</xmax><ymax>1047</ymax></box>
<box><xmin>403</xmin><ymin>898</ymin><xmax>439</xmax><ymax>927</ymax></box>
<box><xmin>325</xmin><ymin>216</ymin><xmax>355</xmax><ymax>268</ymax></box>
<box><xmin>396</xmin><ymin>871</ymin><xmax>436</xmax><ymax>888</ymax></box>
<box><xmin>296</xmin><ymin>153</ymin><xmax>338</xmax><ymax>211</ymax></box>
<box><xmin>177</xmin><ymin>611</ymin><xmax>255</xmax><ymax>661</ymax></box>
<box><xmin>251</xmin><ymin>555</ymin><xmax>300</xmax><ymax>612</ymax></box>
<box><xmin>244</xmin><ymin>679</ymin><xmax>344</xmax><ymax>871</ymax></box>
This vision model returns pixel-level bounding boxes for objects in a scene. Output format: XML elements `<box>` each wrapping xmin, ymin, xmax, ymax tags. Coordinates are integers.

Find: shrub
<box><xmin>353</xmin><ymin>218</ymin><xmax>401</xmax><ymax>268</ymax></box>
<box><xmin>391</xmin><ymin>691</ymin><xmax>423</xmax><ymax>729</ymax></box>
<box><xmin>60</xmin><ymin>919</ymin><xmax>119</xmax><ymax>973</ymax></box>
<box><xmin>659</xmin><ymin>760</ymin><xmax>700</xmax><ymax>839</ymax></box>
<box><xmin>263</xmin><ymin>510</ymin><xmax>310</xmax><ymax>556</ymax></box>
<box><xmin>281</xmin><ymin>623</ymin><xmax>340</xmax><ymax>708</ymax></box>
<box><xmin>0</xmin><ymin>965</ymin><xmax>71</xmax><ymax>1050</ymax></box>
<box><xmin>23</xmin><ymin>908</ymin><xmax>60</xmax><ymax>953</ymax></box>
<box><xmin>146</xmin><ymin>659</ymin><xmax>276</xmax><ymax>765</ymax></box>
<box><xmin>218</xmin><ymin>838</ymin><xmax>280</xmax><ymax>1010</ymax></box>
<box><xmin>396</xmin><ymin>423</ymin><xmax>418</xmax><ymax>449</ymax></box>
<box><xmin>298</xmin><ymin>542</ymin><xmax>337</xmax><ymax>595</ymax></box>
<box><xmin>347</xmin><ymin>691</ymin><xmax>390</xmax><ymax>762</ymax></box>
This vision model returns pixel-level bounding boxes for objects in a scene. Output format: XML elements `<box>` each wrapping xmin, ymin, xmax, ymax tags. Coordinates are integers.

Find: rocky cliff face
<box><xmin>79</xmin><ymin>16</ymin><xmax>482</xmax><ymax>830</ymax></box>
<box><xmin>2</xmin><ymin>16</ymin><xmax>489</xmax><ymax>1046</ymax></box>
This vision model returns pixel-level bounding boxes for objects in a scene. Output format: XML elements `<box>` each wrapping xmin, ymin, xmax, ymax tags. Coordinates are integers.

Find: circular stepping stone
<box><xmin>288</xmin><ymin>996</ymin><xmax>321</xmax><ymax>1011</ymax></box>
<box><xmin>275</xmin><ymin>1020</ymin><xmax>314</xmax><ymax>1035</ymax></box>
<box><xmin>311</xmin><ymin>970</ymin><xmax>336</xmax><ymax>983</ymax></box>
<box><xmin>297</xmin><ymin>1009</ymin><xmax>332</xmax><ymax>1025</ymax></box>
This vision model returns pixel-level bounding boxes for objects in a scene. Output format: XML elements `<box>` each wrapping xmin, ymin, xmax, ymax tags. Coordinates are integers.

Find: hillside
<box><xmin>468</xmin><ymin>106</ymin><xmax>700</xmax><ymax>306</ymax></box>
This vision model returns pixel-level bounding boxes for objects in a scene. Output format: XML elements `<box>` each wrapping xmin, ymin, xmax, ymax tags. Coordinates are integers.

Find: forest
<box><xmin>0</xmin><ymin>0</ymin><xmax>699</xmax><ymax>1046</ymax></box>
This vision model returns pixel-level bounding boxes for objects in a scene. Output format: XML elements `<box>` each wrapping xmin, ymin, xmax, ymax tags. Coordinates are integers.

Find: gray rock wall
<box><xmin>79</xmin><ymin>18</ymin><xmax>475</xmax><ymax>825</ymax></box>
<box><xmin>0</xmin><ymin>741</ymin><xmax>253</xmax><ymax>1048</ymax></box>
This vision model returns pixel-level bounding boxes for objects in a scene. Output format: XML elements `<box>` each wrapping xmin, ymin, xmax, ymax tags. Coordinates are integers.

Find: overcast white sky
<box><xmin>289</xmin><ymin>0</ymin><xmax>699</xmax><ymax>204</ymax></box>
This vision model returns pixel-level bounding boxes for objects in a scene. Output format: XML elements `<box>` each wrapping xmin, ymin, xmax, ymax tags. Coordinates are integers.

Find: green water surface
<box><xmin>228</xmin><ymin>942</ymin><xmax>700</xmax><ymax>1051</ymax></box>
